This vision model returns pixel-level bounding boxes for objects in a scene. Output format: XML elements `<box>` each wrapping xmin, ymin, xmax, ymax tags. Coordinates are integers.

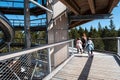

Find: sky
<box><xmin>0</xmin><ymin>1</ymin><xmax>120</xmax><ymax>30</ymax></box>
<box><xmin>0</xmin><ymin>0</ymin><xmax>46</xmax><ymax>26</ymax></box>
<box><xmin>79</xmin><ymin>2</ymin><xmax>120</xmax><ymax>31</ymax></box>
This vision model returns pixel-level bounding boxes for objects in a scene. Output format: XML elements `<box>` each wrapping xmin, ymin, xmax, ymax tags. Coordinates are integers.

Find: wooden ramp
<box><xmin>49</xmin><ymin>52</ymin><xmax>120</xmax><ymax>80</ymax></box>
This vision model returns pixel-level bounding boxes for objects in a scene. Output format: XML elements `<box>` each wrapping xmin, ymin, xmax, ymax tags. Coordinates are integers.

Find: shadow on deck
<box><xmin>44</xmin><ymin>52</ymin><xmax>120</xmax><ymax>80</ymax></box>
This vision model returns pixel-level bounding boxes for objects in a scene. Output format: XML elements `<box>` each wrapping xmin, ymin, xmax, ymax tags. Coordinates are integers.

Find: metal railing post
<box><xmin>117</xmin><ymin>37</ymin><xmax>120</xmax><ymax>56</ymax></box>
<box><xmin>6</xmin><ymin>42</ymin><xmax>11</xmax><ymax>52</ymax></box>
<box><xmin>71</xmin><ymin>39</ymin><xmax>74</xmax><ymax>55</ymax></box>
<box><xmin>47</xmin><ymin>48</ymin><xmax>52</xmax><ymax>73</ymax></box>
<box><xmin>30</xmin><ymin>61</ymin><xmax>38</xmax><ymax>80</ymax></box>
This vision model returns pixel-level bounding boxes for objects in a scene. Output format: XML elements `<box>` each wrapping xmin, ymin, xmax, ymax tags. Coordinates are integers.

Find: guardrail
<box><xmin>9</xmin><ymin>18</ymin><xmax>46</xmax><ymax>27</ymax></box>
<box><xmin>0</xmin><ymin>0</ymin><xmax>46</xmax><ymax>8</ymax></box>
<box><xmin>117</xmin><ymin>37</ymin><xmax>120</xmax><ymax>56</ymax></box>
<box><xmin>0</xmin><ymin>39</ymin><xmax>74</xmax><ymax>80</ymax></box>
<box><xmin>91</xmin><ymin>37</ymin><xmax>120</xmax><ymax>56</ymax></box>
<box><xmin>13</xmin><ymin>38</ymin><xmax>46</xmax><ymax>44</ymax></box>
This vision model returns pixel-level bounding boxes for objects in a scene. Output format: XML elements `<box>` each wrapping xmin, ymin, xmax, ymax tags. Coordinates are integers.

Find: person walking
<box><xmin>85</xmin><ymin>37</ymin><xmax>94</xmax><ymax>57</ymax></box>
<box><xmin>81</xmin><ymin>33</ymin><xmax>87</xmax><ymax>53</ymax></box>
<box><xmin>76</xmin><ymin>38</ymin><xmax>83</xmax><ymax>54</ymax></box>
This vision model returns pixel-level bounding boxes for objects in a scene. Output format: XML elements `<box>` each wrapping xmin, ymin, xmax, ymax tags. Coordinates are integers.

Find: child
<box><xmin>85</xmin><ymin>37</ymin><xmax>94</xmax><ymax>57</ymax></box>
<box><xmin>76</xmin><ymin>38</ymin><xmax>83</xmax><ymax>54</ymax></box>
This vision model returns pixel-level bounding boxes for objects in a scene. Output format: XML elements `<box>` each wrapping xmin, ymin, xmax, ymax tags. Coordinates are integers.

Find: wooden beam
<box><xmin>88</xmin><ymin>0</ymin><xmax>95</xmax><ymax>14</ymax></box>
<box><xmin>108</xmin><ymin>0</ymin><xmax>119</xmax><ymax>13</ymax></box>
<box><xmin>69</xmin><ymin>20</ymin><xmax>91</xmax><ymax>29</ymax></box>
<box><xmin>60</xmin><ymin>0</ymin><xmax>80</xmax><ymax>15</ymax></box>
<box><xmin>71</xmin><ymin>0</ymin><xmax>81</xmax><ymax>14</ymax></box>
<box><xmin>70</xmin><ymin>14</ymin><xmax>112</xmax><ymax>21</ymax></box>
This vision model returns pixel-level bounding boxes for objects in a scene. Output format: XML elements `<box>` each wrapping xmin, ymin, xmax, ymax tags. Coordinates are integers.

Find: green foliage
<box><xmin>31</xmin><ymin>31</ymin><xmax>46</xmax><ymax>44</ymax></box>
<box><xmin>109</xmin><ymin>19</ymin><xmax>115</xmax><ymax>30</ymax></box>
<box><xmin>69</xmin><ymin>20</ymin><xmax>119</xmax><ymax>52</ymax></box>
<box><xmin>1</xmin><ymin>19</ymin><xmax>119</xmax><ymax>53</ymax></box>
<box><xmin>78</xmin><ymin>26</ymin><xmax>84</xmax><ymax>37</ymax></box>
<box><xmin>98</xmin><ymin>22</ymin><xmax>102</xmax><ymax>36</ymax></box>
<box><xmin>84</xmin><ymin>28</ymin><xmax>89</xmax><ymax>36</ymax></box>
<box><xmin>118</xmin><ymin>28</ymin><xmax>120</xmax><ymax>36</ymax></box>
<box><xmin>69</xmin><ymin>28</ymin><xmax>79</xmax><ymax>39</ymax></box>
<box><xmin>0</xmin><ymin>30</ymin><xmax>47</xmax><ymax>52</ymax></box>
<box><xmin>0</xmin><ymin>30</ymin><xmax>3</xmax><ymax>38</ymax></box>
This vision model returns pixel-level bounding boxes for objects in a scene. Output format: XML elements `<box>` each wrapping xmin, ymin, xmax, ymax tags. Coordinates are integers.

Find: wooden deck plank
<box><xmin>51</xmin><ymin>52</ymin><xmax>120</xmax><ymax>80</ymax></box>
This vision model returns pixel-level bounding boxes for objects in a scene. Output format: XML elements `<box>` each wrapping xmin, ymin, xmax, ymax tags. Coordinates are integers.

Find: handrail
<box><xmin>9</xmin><ymin>18</ymin><xmax>46</xmax><ymax>21</ymax></box>
<box><xmin>9</xmin><ymin>18</ymin><xmax>47</xmax><ymax>26</ymax></box>
<box><xmin>91</xmin><ymin>37</ymin><xmax>120</xmax><ymax>56</ymax></box>
<box><xmin>29</xmin><ymin>0</ymin><xmax>53</xmax><ymax>13</ymax></box>
<box><xmin>0</xmin><ymin>0</ymin><xmax>24</xmax><ymax>3</ymax></box>
<box><xmin>0</xmin><ymin>39</ymin><xmax>74</xmax><ymax>61</ymax></box>
<box><xmin>0</xmin><ymin>0</ymin><xmax>24</xmax><ymax>8</ymax></box>
<box><xmin>92</xmin><ymin>37</ymin><xmax>118</xmax><ymax>39</ymax></box>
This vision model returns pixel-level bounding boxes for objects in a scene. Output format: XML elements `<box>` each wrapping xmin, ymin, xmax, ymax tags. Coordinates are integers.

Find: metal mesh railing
<box><xmin>0</xmin><ymin>51</ymin><xmax>48</xmax><ymax>80</ymax></box>
<box><xmin>9</xmin><ymin>18</ymin><xmax>46</xmax><ymax>27</ymax></box>
<box><xmin>0</xmin><ymin>39</ymin><xmax>74</xmax><ymax>80</ymax></box>
<box><xmin>92</xmin><ymin>37</ymin><xmax>118</xmax><ymax>53</ymax></box>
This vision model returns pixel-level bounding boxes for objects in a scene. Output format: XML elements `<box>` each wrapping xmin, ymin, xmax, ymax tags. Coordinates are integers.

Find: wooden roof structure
<box><xmin>60</xmin><ymin>0</ymin><xmax>119</xmax><ymax>29</ymax></box>
<box><xmin>0</xmin><ymin>0</ymin><xmax>119</xmax><ymax>30</ymax></box>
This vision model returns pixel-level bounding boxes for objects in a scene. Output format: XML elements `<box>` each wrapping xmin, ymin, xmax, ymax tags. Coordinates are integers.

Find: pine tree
<box><xmin>98</xmin><ymin>22</ymin><xmax>102</xmax><ymax>37</ymax></box>
<box><xmin>108</xmin><ymin>19</ymin><xmax>117</xmax><ymax>52</ymax></box>
<box><xmin>78</xmin><ymin>26</ymin><xmax>84</xmax><ymax>37</ymax></box>
<box><xmin>109</xmin><ymin>19</ymin><xmax>115</xmax><ymax>30</ymax></box>
<box><xmin>89</xmin><ymin>26</ymin><xmax>104</xmax><ymax>50</ymax></box>
<box><xmin>102</xmin><ymin>20</ymin><xmax>117</xmax><ymax>52</ymax></box>
<box><xmin>69</xmin><ymin>28</ymin><xmax>79</xmax><ymax>39</ymax></box>
<box><xmin>89</xmin><ymin>25</ymin><xmax>94</xmax><ymax>37</ymax></box>
<box><xmin>118</xmin><ymin>28</ymin><xmax>120</xmax><ymax>37</ymax></box>
<box><xmin>84</xmin><ymin>28</ymin><xmax>88</xmax><ymax>36</ymax></box>
<box><xmin>109</xmin><ymin>19</ymin><xmax>117</xmax><ymax>37</ymax></box>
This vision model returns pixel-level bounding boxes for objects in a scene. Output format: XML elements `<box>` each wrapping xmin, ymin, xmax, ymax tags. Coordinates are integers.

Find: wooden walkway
<box><xmin>50</xmin><ymin>52</ymin><xmax>120</xmax><ymax>80</ymax></box>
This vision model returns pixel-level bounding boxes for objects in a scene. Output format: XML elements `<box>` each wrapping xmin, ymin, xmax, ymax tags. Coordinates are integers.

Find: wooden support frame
<box><xmin>88</xmin><ymin>0</ymin><xmax>96</xmax><ymax>14</ymax></box>
<box><xmin>24</xmin><ymin>0</ymin><xmax>31</xmax><ymax>48</ymax></box>
<box><xmin>69</xmin><ymin>20</ymin><xmax>91</xmax><ymax>29</ymax></box>
<box><xmin>107</xmin><ymin>0</ymin><xmax>119</xmax><ymax>13</ymax></box>
<box><xmin>70</xmin><ymin>14</ymin><xmax>112</xmax><ymax>21</ymax></box>
<box><xmin>60</xmin><ymin>0</ymin><xmax>80</xmax><ymax>15</ymax></box>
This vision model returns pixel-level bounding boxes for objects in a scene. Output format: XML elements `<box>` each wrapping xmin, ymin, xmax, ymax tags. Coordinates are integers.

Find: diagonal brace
<box><xmin>29</xmin><ymin>0</ymin><xmax>53</xmax><ymax>13</ymax></box>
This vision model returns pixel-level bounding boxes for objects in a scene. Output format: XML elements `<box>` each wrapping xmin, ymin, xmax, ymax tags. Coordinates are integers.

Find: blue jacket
<box><xmin>85</xmin><ymin>40</ymin><xmax>94</xmax><ymax>51</ymax></box>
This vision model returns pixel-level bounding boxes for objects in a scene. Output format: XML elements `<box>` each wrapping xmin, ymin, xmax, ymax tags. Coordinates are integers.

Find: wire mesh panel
<box><xmin>0</xmin><ymin>39</ymin><xmax>74</xmax><ymax>80</ymax></box>
<box><xmin>92</xmin><ymin>37</ymin><xmax>117</xmax><ymax>53</ymax></box>
<box><xmin>0</xmin><ymin>59</ymin><xmax>19</xmax><ymax>80</ymax></box>
<box><xmin>0</xmin><ymin>50</ymin><xmax>48</xmax><ymax>80</ymax></box>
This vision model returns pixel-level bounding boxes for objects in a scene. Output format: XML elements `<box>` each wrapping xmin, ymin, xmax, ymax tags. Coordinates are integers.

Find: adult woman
<box><xmin>81</xmin><ymin>33</ymin><xmax>87</xmax><ymax>52</ymax></box>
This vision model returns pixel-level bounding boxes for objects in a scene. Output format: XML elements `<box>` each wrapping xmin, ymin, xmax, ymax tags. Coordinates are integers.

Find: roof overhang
<box><xmin>60</xmin><ymin>0</ymin><xmax>119</xmax><ymax>29</ymax></box>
